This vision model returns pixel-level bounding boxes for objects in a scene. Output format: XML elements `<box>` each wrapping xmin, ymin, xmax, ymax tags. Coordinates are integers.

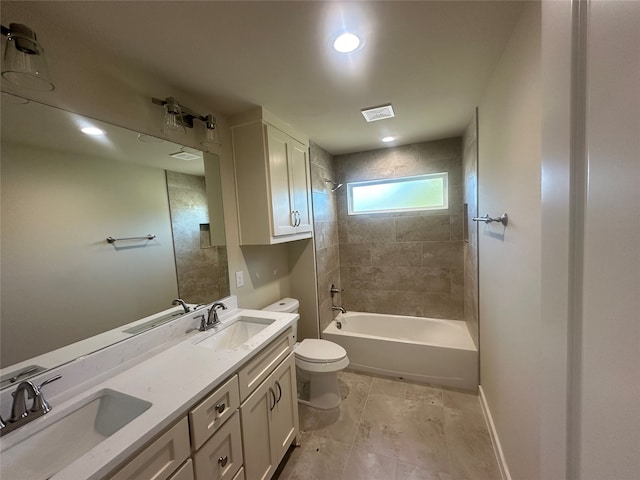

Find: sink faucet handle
<box><xmin>196</xmin><ymin>314</ymin><xmax>207</xmax><ymax>332</ymax></box>
<box><xmin>32</xmin><ymin>374</ymin><xmax>62</xmax><ymax>414</ymax></box>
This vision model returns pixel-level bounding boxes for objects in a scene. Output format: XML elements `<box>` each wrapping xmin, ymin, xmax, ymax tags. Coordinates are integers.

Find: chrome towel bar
<box><xmin>472</xmin><ymin>213</ymin><xmax>509</xmax><ymax>227</ymax></box>
<box><xmin>106</xmin><ymin>234</ymin><xmax>156</xmax><ymax>244</ymax></box>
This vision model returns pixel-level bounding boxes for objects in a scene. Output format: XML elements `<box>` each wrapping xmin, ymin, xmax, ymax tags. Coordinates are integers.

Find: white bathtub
<box><xmin>323</xmin><ymin>311</ymin><xmax>478</xmax><ymax>391</ymax></box>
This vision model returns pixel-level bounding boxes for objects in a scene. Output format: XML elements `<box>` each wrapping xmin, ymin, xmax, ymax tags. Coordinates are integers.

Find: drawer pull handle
<box><xmin>218</xmin><ymin>455</ymin><xmax>228</xmax><ymax>467</ymax></box>
<box><xmin>275</xmin><ymin>381</ymin><xmax>282</xmax><ymax>403</ymax></box>
<box><xmin>215</xmin><ymin>403</ymin><xmax>226</xmax><ymax>414</ymax></box>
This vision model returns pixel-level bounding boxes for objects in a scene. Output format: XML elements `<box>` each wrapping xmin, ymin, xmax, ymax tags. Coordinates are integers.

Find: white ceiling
<box><xmin>2</xmin><ymin>1</ymin><xmax>525</xmax><ymax>155</ymax></box>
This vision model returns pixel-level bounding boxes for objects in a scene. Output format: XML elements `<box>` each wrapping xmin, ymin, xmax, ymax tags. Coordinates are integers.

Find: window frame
<box><xmin>346</xmin><ymin>172</ymin><xmax>449</xmax><ymax>216</ymax></box>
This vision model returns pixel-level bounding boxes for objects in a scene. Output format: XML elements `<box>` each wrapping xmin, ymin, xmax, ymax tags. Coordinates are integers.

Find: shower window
<box><xmin>347</xmin><ymin>172</ymin><xmax>448</xmax><ymax>215</ymax></box>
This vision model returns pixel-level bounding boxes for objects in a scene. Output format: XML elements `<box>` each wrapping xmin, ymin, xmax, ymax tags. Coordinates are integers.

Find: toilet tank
<box><xmin>262</xmin><ymin>297</ymin><xmax>299</xmax><ymax>340</ymax></box>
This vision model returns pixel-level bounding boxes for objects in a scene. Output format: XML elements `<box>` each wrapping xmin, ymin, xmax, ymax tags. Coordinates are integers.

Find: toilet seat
<box><xmin>294</xmin><ymin>339</ymin><xmax>349</xmax><ymax>374</ymax></box>
<box><xmin>295</xmin><ymin>339</ymin><xmax>347</xmax><ymax>363</ymax></box>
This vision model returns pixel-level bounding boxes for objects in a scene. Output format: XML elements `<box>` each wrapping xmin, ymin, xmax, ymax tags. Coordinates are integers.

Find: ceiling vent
<box><xmin>361</xmin><ymin>104</ymin><xmax>395</xmax><ymax>122</ymax></box>
<box><xmin>169</xmin><ymin>149</ymin><xmax>201</xmax><ymax>161</ymax></box>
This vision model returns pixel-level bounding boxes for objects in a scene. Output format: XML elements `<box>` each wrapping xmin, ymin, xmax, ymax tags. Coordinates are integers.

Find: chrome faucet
<box><xmin>1</xmin><ymin>374</ymin><xmax>61</xmax><ymax>436</ymax></box>
<box><xmin>171</xmin><ymin>298</ymin><xmax>190</xmax><ymax>313</ymax></box>
<box><xmin>198</xmin><ymin>302</ymin><xmax>227</xmax><ymax>331</ymax></box>
<box><xmin>331</xmin><ymin>305</ymin><xmax>347</xmax><ymax>314</ymax></box>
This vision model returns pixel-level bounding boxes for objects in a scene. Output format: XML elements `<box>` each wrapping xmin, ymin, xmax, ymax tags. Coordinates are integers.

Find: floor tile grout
<box><xmin>339</xmin><ymin>372</ymin><xmax>374</xmax><ymax>480</ymax></box>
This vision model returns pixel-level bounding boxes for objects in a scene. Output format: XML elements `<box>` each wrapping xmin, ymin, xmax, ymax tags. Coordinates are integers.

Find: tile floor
<box><xmin>273</xmin><ymin>370</ymin><xmax>501</xmax><ymax>480</ymax></box>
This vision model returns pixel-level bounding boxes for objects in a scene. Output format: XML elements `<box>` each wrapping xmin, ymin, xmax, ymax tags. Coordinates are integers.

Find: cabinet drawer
<box><xmin>193</xmin><ymin>411</ymin><xmax>243</xmax><ymax>480</ymax></box>
<box><xmin>190</xmin><ymin>375</ymin><xmax>240</xmax><ymax>450</ymax></box>
<box><xmin>169</xmin><ymin>459</ymin><xmax>194</xmax><ymax>480</ymax></box>
<box><xmin>110</xmin><ymin>417</ymin><xmax>190</xmax><ymax>480</ymax></box>
<box><xmin>238</xmin><ymin>329</ymin><xmax>293</xmax><ymax>400</ymax></box>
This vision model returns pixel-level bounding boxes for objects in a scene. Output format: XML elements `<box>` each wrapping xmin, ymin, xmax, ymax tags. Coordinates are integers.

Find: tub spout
<box><xmin>331</xmin><ymin>305</ymin><xmax>347</xmax><ymax>314</ymax></box>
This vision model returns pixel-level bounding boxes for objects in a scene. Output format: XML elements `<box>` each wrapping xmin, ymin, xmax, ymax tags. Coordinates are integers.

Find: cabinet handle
<box><xmin>215</xmin><ymin>403</ymin><xmax>226</xmax><ymax>414</ymax></box>
<box><xmin>290</xmin><ymin>211</ymin><xmax>296</xmax><ymax>227</ymax></box>
<box><xmin>268</xmin><ymin>387</ymin><xmax>276</xmax><ymax>411</ymax></box>
<box><xmin>218</xmin><ymin>455</ymin><xmax>228</xmax><ymax>467</ymax></box>
<box><xmin>296</xmin><ymin>211</ymin><xmax>301</xmax><ymax>226</ymax></box>
<box><xmin>275</xmin><ymin>381</ymin><xmax>282</xmax><ymax>403</ymax></box>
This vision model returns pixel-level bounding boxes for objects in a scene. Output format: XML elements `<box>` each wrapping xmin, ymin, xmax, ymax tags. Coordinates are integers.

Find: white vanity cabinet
<box><xmin>236</xmin><ymin>328</ymin><xmax>298</xmax><ymax>480</ymax></box>
<box><xmin>107</xmin><ymin>325</ymin><xmax>298</xmax><ymax>480</ymax></box>
<box><xmin>231</xmin><ymin>107</ymin><xmax>312</xmax><ymax>245</ymax></box>
<box><xmin>240</xmin><ymin>353</ymin><xmax>298</xmax><ymax>480</ymax></box>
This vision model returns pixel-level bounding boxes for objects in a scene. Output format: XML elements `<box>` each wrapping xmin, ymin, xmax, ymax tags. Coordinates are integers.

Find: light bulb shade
<box><xmin>2</xmin><ymin>23</ymin><xmax>54</xmax><ymax>91</ymax></box>
<box><xmin>161</xmin><ymin>99</ymin><xmax>186</xmax><ymax>136</ymax></box>
<box><xmin>202</xmin><ymin>115</ymin><xmax>221</xmax><ymax>148</ymax></box>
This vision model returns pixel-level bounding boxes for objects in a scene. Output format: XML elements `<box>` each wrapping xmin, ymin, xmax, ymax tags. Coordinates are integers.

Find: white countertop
<box><xmin>0</xmin><ymin>302</ymin><xmax>298</xmax><ymax>480</ymax></box>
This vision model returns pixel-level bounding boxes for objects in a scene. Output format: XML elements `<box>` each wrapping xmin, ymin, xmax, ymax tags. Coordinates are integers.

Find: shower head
<box><xmin>325</xmin><ymin>179</ymin><xmax>343</xmax><ymax>192</ymax></box>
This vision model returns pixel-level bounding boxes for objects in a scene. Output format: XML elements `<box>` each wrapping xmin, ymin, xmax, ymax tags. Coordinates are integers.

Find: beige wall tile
<box><xmin>423</xmin><ymin>242</ymin><xmax>464</xmax><ymax>269</ymax></box>
<box><xmin>395</xmin><ymin>216</ymin><xmax>451</xmax><ymax>242</ymax></box>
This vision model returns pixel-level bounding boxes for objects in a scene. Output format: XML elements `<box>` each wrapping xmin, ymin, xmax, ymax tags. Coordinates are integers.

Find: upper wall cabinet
<box><xmin>231</xmin><ymin>108</ymin><xmax>313</xmax><ymax>245</ymax></box>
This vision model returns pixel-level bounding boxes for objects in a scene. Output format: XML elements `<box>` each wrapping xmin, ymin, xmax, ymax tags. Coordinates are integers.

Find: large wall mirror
<box><xmin>0</xmin><ymin>92</ymin><xmax>230</xmax><ymax>380</ymax></box>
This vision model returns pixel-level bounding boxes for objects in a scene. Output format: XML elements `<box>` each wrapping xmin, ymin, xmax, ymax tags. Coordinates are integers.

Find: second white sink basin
<box><xmin>194</xmin><ymin>316</ymin><xmax>275</xmax><ymax>351</ymax></box>
<box><xmin>0</xmin><ymin>389</ymin><xmax>152</xmax><ymax>480</ymax></box>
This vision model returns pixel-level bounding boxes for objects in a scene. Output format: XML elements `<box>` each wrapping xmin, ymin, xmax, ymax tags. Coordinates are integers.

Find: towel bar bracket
<box><xmin>472</xmin><ymin>213</ymin><xmax>508</xmax><ymax>227</ymax></box>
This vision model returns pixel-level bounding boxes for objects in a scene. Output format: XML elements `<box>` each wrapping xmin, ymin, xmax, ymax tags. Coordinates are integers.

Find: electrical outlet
<box><xmin>235</xmin><ymin>271</ymin><xmax>244</xmax><ymax>288</ymax></box>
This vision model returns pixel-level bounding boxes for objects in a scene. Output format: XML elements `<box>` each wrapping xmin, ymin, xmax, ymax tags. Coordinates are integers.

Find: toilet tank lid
<box><xmin>262</xmin><ymin>297</ymin><xmax>299</xmax><ymax>313</ymax></box>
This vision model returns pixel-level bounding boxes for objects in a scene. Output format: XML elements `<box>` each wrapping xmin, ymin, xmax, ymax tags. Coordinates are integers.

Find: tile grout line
<box><xmin>339</xmin><ymin>374</ymin><xmax>375</xmax><ymax>480</ymax></box>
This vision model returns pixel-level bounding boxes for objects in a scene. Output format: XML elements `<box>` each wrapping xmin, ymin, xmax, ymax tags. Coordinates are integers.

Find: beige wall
<box><xmin>1</xmin><ymin>143</ymin><xmax>178</xmax><ymax>366</ymax></box>
<box><xmin>335</xmin><ymin>138</ymin><xmax>464</xmax><ymax>319</ymax></box>
<box><xmin>477</xmin><ymin>3</ymin><xmax>541</xmax><ymax>480</ymax></box>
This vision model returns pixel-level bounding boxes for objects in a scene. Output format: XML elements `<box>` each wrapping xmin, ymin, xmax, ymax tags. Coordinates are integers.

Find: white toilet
<box><xmin>263</xmin><ymin>298</ymin><xmax>349</xmax><ymax>410</ymax></box>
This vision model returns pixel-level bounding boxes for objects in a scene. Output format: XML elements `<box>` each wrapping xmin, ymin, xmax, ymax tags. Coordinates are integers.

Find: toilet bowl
<box><xmin>262</xmin><ymin>298</ymin><xmax>349</xmax><ymax>409</ymax></box>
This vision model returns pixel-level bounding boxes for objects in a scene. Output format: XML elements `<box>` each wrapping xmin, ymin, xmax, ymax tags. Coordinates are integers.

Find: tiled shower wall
<box><xmin>334</xmin><ymin>138</ymin><xmax>464</xmax><ymax>319</ymax></box>
<box><xmin>309</xmin><ymin>142</ymin><xmax>342</xmax><ymax>332</ymax></box>
<box><xmin>167</xmin><ymin>171</ymin><xmax>229</xmax><ymax>305</ymax></box>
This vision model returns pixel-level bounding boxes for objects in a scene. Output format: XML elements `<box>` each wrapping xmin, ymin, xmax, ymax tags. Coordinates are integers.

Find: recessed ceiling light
<box><xmin>382</xmin><ymin>136</ymin><xmax>395</xmax><ymax>143</ymax></box>
<box><xmin>333</xmin><ymin>32</ymin><xmax>361</xmax><ymax>53</ymax></box>
<box><xmin>81</xmin><ymin>127</ymin><xmax>105</xmax><ymax>136</ymax></box>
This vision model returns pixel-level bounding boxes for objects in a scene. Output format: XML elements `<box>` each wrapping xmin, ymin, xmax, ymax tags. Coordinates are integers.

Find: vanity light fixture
<box><xmin>1</xmin><ymin>23</ymin><xmax>54</xmax><ymax>91</ymax></box>
<box><xmin>152</xmin><ymin>97</ymin><xmax>220</xmax><ymax>148</ymax></box>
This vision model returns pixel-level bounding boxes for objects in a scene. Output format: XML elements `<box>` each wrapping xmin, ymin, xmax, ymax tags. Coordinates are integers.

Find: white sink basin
<box><xmin>0</xmin><ymin>389</ymin><xmax>152</xmax><ymax>480</ymax></box>
<box><xmin>194</xmin><ymin>316</ymin><xmax>275</xmax><ymax>351</ymax></box>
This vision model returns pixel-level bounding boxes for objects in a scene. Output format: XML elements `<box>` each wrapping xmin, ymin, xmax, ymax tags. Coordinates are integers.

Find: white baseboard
<box><xmin>479</xmin><ymin>385</ymin><xmax>512</xmax><ymax>480</ymax></box>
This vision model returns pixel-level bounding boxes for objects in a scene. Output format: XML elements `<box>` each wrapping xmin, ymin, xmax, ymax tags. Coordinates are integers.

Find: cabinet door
<box><xmin>289</xmin><ymin>139</ymin><xmax>312</xmax><ymax>233</ymax></box>
<box><xmin>266</xmin><ymin>125</ymin><xmax>296</xmax><ymax>237</ymax></box>
<box><xmin>240</xmin><ymin>377</ymin><xmax>278</xmax><ymax>480</ymax></box>
<box><xmin>270</xmin><ymin>353</ymin><xmax>299</xmax><ymax>463</ymax></box>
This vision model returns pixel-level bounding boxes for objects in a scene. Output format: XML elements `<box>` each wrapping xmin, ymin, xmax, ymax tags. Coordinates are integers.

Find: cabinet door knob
<box><xmin>215</xmin><ymin>403</ymin><xmax>226</xmax><ymax>414</ymax></box>
<box><xmin>218</xmin><ymin>455</ymin><xmax>228</xmax><ymax>467</ymax></box>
